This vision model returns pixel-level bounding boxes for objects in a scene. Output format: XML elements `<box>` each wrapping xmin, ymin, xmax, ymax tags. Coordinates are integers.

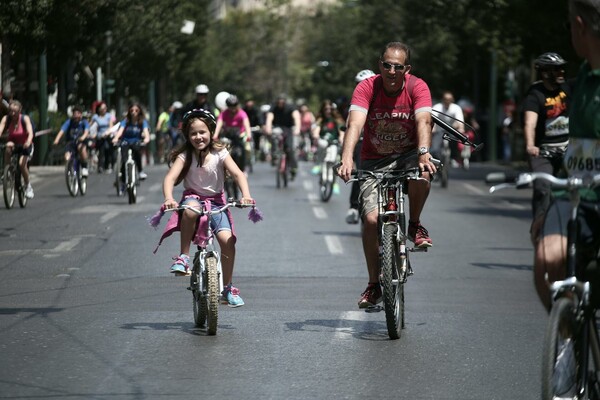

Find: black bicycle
<box><xmin>491</xmin><ymin>172</ymin><xmax>600</xmax><ymax>399</ymax></box>
<box><xmin>65</xmin><ymin>142</ymin><xmax>88</xmax><ymax>197</ymax></box>
<box><xmin>2</xmin><ymin>144</ymin><xmax>29</xmax><ymax>209</ymax></box>
<box><xmin>346</xmin><ymin>155</ymin><xmax>441</xmax><ymax>339</ymax></box>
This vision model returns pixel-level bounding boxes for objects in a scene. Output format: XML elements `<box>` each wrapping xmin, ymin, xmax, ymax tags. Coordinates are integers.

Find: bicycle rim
<box><xmin>65</xmin><ymin>159</ymin><xmax>78</xmax><ymax>197</ymax></box>
<box><xmin>541</xmin><ymin>297</ymin><xmax>579</xmax><ymax>400</ymax></box>
<box><xmin>206</xmin><ymin>256</ymin><xmax>219</xmax><ymax>335</ymax></box>
<box><xmin>127</xmin><ymin>163</ymin><xmax>136</xmax><ymax>204</ymax></box>
<box><xmin>79</xmin><ymin>176</ymin><xmax>87</xmax><ymax>196</ymax></box>
<box><xmin>381</xmin><ymin>223</ymin><xmax>403</xmax><ymax>340</ymax></box>
<box><xmin>115</xmin><ymin>152</ymin><xmax>122</xmax><ymax>196</ymax></box>
<box><xmin>191</xmin><ymin>255</ymin><xmax>207</xmax><ymax>327</ymax></box>
<box><xmin>3</xmin><ymin>164</ymin><xmax>15</xmax><ymax>209</ymax></box>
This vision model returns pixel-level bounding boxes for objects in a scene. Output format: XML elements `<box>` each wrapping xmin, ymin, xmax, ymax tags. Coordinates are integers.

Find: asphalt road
<box><xmin>0</xmin><ymin>158</ymin><xmax>544</xmax><ymax>400</ymax></box>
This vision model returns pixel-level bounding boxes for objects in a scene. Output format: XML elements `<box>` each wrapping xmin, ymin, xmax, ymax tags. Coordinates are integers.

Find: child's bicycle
<box><xmin>1</xmin><ymin>143</ymin><xmax>29</xmax><ymax>209</ymax></box>
<box><xmin>343</xmin><ymin>154</ymin><xmax>441</xmax><ymax>340</ymax></box>
<box><xmin>490</xmin><ymin>172</ymin><xmax>600</xmax><ymax>399</ymax></box>
<box><xmin>166</xmin><ymin>200</ymin><xmax>257</xmax><ymax>335</ymax></box>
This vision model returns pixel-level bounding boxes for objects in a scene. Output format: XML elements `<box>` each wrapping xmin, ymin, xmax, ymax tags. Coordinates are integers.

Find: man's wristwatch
<box><xmin>418</xmin><ymin>146</ymin><xmax>429</xmax><ymax>155</ymax></box>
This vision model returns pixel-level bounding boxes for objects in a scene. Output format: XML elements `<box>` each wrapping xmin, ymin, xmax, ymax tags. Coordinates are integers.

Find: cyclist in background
<box><xmin>159</xmin><ymin>109</ymin><xmax>254</xmax><ymax>307</ymax></box>
<box><xmin>243</xmin><ymin>99</ymin><xmax>263</xmax><ymax>160</ymax></box>
<box><xmin>522</xmin><ymin>52</ymin><xmax>572</xmax><ymax>242</ymax></box>
<box><xmin>533</xmin><ymin>0</ymin><xmax>600</xmax><ymax>312</ymax></box>
<box><xmin>214</xmin><ymin>94</ymin><xmax>252</xmax><ymax>172</ymax></box>
<box><xmin>183</xmin><ymin>84</ymin><xmax>216</xmax><ymax>116</ymax></box>
<box><xmin>337</xmin><ymin>41</ymin><xmax>436</xmax><ymax>308</ymax></box>
<box><xmin>0</xmin><ymin>99</ymin><xmax>35</xmax><ymax>199</ymax></box>
<box><xmin>53</xmin><ymin>105</ymin><xmax>90</xmax><ymax>177</ymax></box>
<box><xmin>264</xmin><ymin>94</ymin><xmax>301</xmax><ymax>180</ymax></box>
<box><xmin>345</xmin><ymin>69</ymin><xmax>376</xmax><ymax>224</ymax></box>
<box><xmin>91</xmin><ymin>101</ymin><xmax>114</xmax><ymax>173</ymax></box>
<box><xmin>155</xmin><ymin>102</ymin><xmax>174</xmax><ymax>164</ymax></box>
<box><xmin>431</xmin><ymin>91</ymin><xmax>465</xmax><ymax>168</ymax></box>
<box><xmin>311</xmin><ymin>99</ymin><xmax>345</xmax><ymax>174</ymax></box>
<box><xmin>112</xmin><ymin>103</ymin><xmax>150</xmax><ymax>181</ymax></box>
<box><xmin>299</xmin><ymin>103</ymin><xmax>316</xmax><ymax>162</ymax></box>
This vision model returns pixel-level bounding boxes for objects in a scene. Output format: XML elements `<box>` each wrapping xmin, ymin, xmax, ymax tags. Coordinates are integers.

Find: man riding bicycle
<box><xmin>53</xmin><ymin>105</ymin><xmax>90</xmax><ymax>177</ymax></box>
<box><xmin>337</xmin><ymin>41</ymin><xmax>437</xmax><ymax>309</ymax></box>
<box><xmin>264</xmin><ymin>94</ymin><xmax>301</xmax><ymax>180</ymax></box>
<box><xmin>534</xmin><ymin>0</ymin><xmax>600</xmax><ymax>312</ymax></box>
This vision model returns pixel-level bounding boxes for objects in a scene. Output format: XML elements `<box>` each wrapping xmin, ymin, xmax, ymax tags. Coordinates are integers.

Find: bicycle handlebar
<box><xmin>164</xmin><ymin>201</ymin><xmax>257</xmax><ymax>216</ymax></box>
<box><xmin>489</xmin><ymin>172</ymin><xmax>600</xmax><ymax>194</ymax></box>
<box><xmin>336</xmin><ymin>157</ymin><xmax>442</xmax><ymax>183</ymax></box>
<box><xmin>431</xmin><ymin>113</ymin><xmax>483</xmax><ymax>152</ymax></box>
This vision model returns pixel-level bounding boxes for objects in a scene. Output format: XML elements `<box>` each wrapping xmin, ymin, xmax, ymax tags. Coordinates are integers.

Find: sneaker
<box><xmin>345</xmin><ymin>208</ymin><xmax>360</xmax><ymax>224</ymax></box>
<box><xmin>221</xmin><ymin>284</ymin><xmax>245</xmax><ymax>307</ymax></box>
<box><xmin>105</xmin><ymin>168</ymin><xmax>113</xmax><ymax>174</ymax></box>
<box><xmin>81</xmin><ymin>168</ymin><xmax>89</xmax><ymax>177</ymax></box>
<box><xmin>358</xmin><ymin>283</ymin><xmax>382</xmax><ymax>309</ymax></box>
<box><xmin>139</xmin><ymin>171</ymin><xmax>147</xmax><ymax>180</ymax></box>
<box><xmin>552</xmin><ymin>338</ymin><xmax>576</xmax><ymax>397</ymax></box>
<box><xmin>408</xmin><ymin>221</ymin><xmax>433</xmax><ymax>248</ymax></box>
<box><xmin>170</xmin><ymin>254</ymin><xmax>190</xmax><ymax>275</ymax></box>
<box><xmin>25</xmin><ymin>183</ymin><xmax>34</xmax><ymax>199</ymax></box>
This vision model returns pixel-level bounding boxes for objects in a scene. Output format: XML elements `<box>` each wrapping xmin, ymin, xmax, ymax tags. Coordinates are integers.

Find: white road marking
<box><xmin>0</xmin><ymin>235</ymin><xmax>92</xmax><ymax>256</ymax></box>
<box><xmin>463</xmin><ymin>182</ymin><xmax>485</xmax><ymax>195</ymax></box>
<box><xmin>313</xmin><ymin>207</ymin><xmax>327</xmax><ymax>219</ymax></box>
<box><xmin>307</xmin><ymin>193</ymin><xmax>320</xmax><ymax>204</ymax></box>
<box><xmin>325</xmin><ymin>235</ymin><xmax>343</xmax><ymax>254</ymax></box>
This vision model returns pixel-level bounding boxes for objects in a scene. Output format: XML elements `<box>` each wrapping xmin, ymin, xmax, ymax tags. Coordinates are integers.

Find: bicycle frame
<box><xmin>2</xmin><ymin>144</ymin><xmax>27</xmax><ymax>208</ymax></box>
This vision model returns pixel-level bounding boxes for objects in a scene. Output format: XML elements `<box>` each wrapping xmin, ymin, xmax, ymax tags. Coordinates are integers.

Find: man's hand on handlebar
<box><xmin>419</xmin><ymin>153</ymin><xmax>437</xmax><ymax>175</ymax></box>
<box><xmin>336</xmin><ymin>157</ymin><xmax>354</xmax><ymax>182</ymax></box>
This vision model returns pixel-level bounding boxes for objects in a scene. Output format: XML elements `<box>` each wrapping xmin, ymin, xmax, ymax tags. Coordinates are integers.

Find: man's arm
<box><xmin>292</xmin><ymin>109</ymin><xmax>301</xmax><ymax>135</ymax></box>
<box><xmin>523</xmin><ymin>111</ymin><xmax>539</xmax><ymax>157</ymax></box>
<box><xmin>415</xmin><ymin>111</ymin><xmax>437</xmax><ymax>174</ymax></box>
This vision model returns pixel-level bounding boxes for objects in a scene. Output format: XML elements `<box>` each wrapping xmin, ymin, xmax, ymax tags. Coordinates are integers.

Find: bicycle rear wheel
<box><xmin>3</xmin><ymin>164</ymin><xmax>15</xmax><ymax>209</ymax></box>
<box><xmin>114</xmin><ymin>150</ymin><xmax>123</xmax><ymax>196</ymax></box>
<box><xmin>65</xmin><ymin>158</ymin><xmax>79</xmax><ymax>197</ymax></box>
<box><xmin>541</xmin><ymin>297</ymin><xmax>579</xmax><ymax>400</ymax></box>
<box><xmin>319</xmin><ymin>163</ymin><xmax>333</xmax><ymax>202</ymax></box>
<box><xmin>381</xmin><ymin>223</ymin><xmax>404</xmax><ymax>340</ymax></box>
<box><xmin>205</xmin><ymin>255</ymin><xmax>219</xmax><ymax>335</ymax></box>
<box><xmin>191</xmin><ymin>254</ymin><xmax>207</xmax><ymax>327</ymax></box>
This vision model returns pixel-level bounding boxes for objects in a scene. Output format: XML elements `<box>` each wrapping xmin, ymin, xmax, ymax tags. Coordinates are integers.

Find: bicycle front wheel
<box><xmin>191</xmin><ymin>254</ymin><xmax>207</xmax><ymax>328</ymax></box>
<box><xmin>319</xmin><ymin>163</ymin><xmax>334</xmax><ymax>202</ymax></box>
<box><xmin>381</xmin><ymin>223</ymin><xmax>404</xmax><ymax>340</ymax></box>
<box><xmin>3</xmin><ymin>164</ymin><xmax>15</xmax><ymax>209</ymax></box>
<box><xmin>205</xmin><ymin>255</ymin><xmax>220</xmax><ymax>335</ymax></box>
<box><xmin>114</xmin><ymin>150</ymin><xmax>122</xmax><ymax>196</ymax></box>
<box><xmin>541</xmin><ymin>297</ymin><xmax>579</xmax><ymax>400</ymax></box>
<box><xmin>65</xmin><ymin>158</ymin><xmax>79</xmax><ymax>197</ymax></box>
<box><xmin>17</xmin><ymin>169</ymin><xmax>27</xmax><ymax>208</ymax></box>
<box><xmin>127</xmin><ymin>162</ymin><xmax>137</xmax><ymax>204</ymax></box>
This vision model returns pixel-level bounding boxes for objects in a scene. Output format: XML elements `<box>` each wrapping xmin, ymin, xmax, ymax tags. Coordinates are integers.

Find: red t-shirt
<box><xmin>350</xmin><ymin>74</ymin><xmax>432</xmax><ymax>160</ymax></box>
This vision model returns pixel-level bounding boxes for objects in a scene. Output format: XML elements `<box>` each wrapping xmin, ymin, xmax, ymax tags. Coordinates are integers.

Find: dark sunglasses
<box><xmin>183</xmin><ymin>108</ymin><xmax>216</xmax><ymax>124</ymax></box>
<box><xmin>381</xmin><ymin>61</ymin><xmax>407</xmax><ymax>72</ymax></box>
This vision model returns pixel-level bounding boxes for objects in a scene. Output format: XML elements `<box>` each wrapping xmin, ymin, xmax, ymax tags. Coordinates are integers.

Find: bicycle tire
<box><xmin>381</xmin><ymin>223</ymin><xmax>403</xmax><ymax>340</ymax></box>
<box><xmin>127</xmin><ymin>162</ymin><xmax>137</xmax><ymax>204</ymax></box>
<box><xmin>320</xmin><ymin>163</ymin><xmax>333</xmax><ymax>202</ymax></box>
<box><xmin>114</xmin><ymin>150</ymin><xmax>122</xmax><ymax>196</ymax></box>
<box><xmin>65</xmin><ymin>158</ymin><xmax>79</xmax><ymax>197</ymax></box>
<box><xmin>3</xmin><ymin>164</ymin><xmax>15</xmax><ymax>209</ymax></box>
<box><xmin>79</xmin><ymin>175</ymin><xmax>87</xmax><ymax>196</ymax></box>
<box><xmin>191</xmin><ymin>254</ymin><xmax>208</xmax><ymax>327</ymax></box>
<box><xmin>206</xmin><ymin>255</ymin><xmax>219</xmax><ymax>335</ymax></box>
<box><xmin>441</xmin><ymin>150</ymin><xmax>450</xmax><ymax>188</ymax></box>
<box><xmin>17</xmin><ymin>168</ymin><xmax>27</xmax><ymax>208</ymax></box>
<box><xmin>541</xmin><ymin>297</ymin><xmax>579</xmax><ymax>400</ymax></box>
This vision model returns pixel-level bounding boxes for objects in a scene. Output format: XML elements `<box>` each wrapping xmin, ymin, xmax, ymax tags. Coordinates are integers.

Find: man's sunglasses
<box><xmin>183</xmin><ymin>108</ymin><xmax>216</xmax><ymax>124</ymax></box>
<box><xmin>381</xmin><ymin>61</ymin><xmax>407</xmax><ymax>72</ymax></box>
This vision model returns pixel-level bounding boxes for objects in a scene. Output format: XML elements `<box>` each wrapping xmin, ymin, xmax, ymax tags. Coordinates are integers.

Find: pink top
<box><xmin>349</xmin><ymin>74</ymin><xmax>432</xmax><ymax>160</ymax></box>
<box><xmin>179</xmin><ymin>148</ymin><xmax>229</xmax><ymax>196</ymax></box>
<box><xmin>218</xmin><ymin>108</ymin><xmax>249</xmax><ymax>135</ymax></box>
<box><xmin>6</xmin><ymin>113</ymin><xmax>28</xmax><ymax>145</ymax></box>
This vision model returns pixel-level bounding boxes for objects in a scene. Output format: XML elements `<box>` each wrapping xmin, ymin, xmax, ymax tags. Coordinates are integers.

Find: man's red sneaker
<box><xmin>358</xmin><ymin>283</ymin><xmax>382</xmax><ymax>309</ymax></box>
<box><xmin>408</xmin><ymin>221</ymin><xmax>433</xmax><ymax>248</ymax></box>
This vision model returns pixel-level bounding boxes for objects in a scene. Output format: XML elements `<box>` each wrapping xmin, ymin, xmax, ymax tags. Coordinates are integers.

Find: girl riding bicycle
<box><xmin>158</xmin><ymin>108</ymin><xmax>255</xmax><ymax>307</ymax></box>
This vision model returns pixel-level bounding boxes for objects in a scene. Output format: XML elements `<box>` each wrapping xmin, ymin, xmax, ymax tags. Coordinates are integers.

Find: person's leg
<box><xmin>534</xmin><ymin>234</ymin><xmax>566</xmax><ymax>312</ymax></box>
<box><xmin>19</xmin><ymin>154</ymin><xmax>30</xmax><ymax>184</ymax></box>
<box><xmin>407</xmin><ymin>175</ymin><xmax>432</xmax><ymax>247</ymax></box>
<box><xmin>216</xmin><ymin>230</ymin><xmax>236</xmax><ymax>287</ymax></box>
<box><xmin>170</xmin><ymin>199</ymin><xmax>200</xmax><ymax>274</ymax></box>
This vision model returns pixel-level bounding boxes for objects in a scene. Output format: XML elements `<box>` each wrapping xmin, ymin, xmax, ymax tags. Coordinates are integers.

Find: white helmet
<box><xmin>355</xmin><ymin>69</ymin><xmax>376</xmax><ymax>82</ymax></box>
<box><xmin>171</xmin><ymin>101</ymin><xmax>183</xmax><ymax>109</ymax></box>
<box><xmin>195</xmin><ymin>84</ymin><xmax>209</xmax><ymax>94</ymax></box>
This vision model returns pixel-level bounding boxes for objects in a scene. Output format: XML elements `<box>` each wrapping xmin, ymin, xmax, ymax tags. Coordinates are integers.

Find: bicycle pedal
<box><xmin>365</xmin><ymin>305</ymin><xmax>383</xmax><ymax>313</ymax></box>
<box><xmin>409</xmin><ymin>247</ymin><xmax>428</xmax><ymax>252</ymax></box>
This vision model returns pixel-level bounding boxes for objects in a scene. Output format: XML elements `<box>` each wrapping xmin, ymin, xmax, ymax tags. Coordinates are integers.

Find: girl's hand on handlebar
<box><xmin>163</xmin><ymin>198</ymin><xmax>178</xmax><ymax>209</ymax></box>
<box><xmin>240</xmin><ymin>197</ymin><xmax>255</xmax><ymax>205</ymax></box>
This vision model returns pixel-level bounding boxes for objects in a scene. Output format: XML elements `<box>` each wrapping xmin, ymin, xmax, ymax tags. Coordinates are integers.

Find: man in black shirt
<box><xmin>265</xmin><ymin>95</ymin><xmax>300</xmax><ymax>180</ymax></box>
<box><xmin>522</xmin><ymin>52</ymin><xmax>571</xmax><ymax>240</ymax></box>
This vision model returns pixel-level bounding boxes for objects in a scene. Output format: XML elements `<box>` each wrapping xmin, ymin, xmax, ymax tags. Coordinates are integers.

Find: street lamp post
<box><xmin>105</xmin><ymin>30</ymin><xmax>112</xmax><ymax>107</ymax></box>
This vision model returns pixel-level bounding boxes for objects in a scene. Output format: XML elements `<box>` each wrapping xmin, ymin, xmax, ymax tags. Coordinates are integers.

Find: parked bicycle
<box><xmin>2</xmin><ymin>144</ymin><xmax>28</xmax><ymax>209</ymax></box>
<box><xmin>490</xmin><ymin>172</ymin><xmax>600</xmax><ymax>399</ymax></box>
<box><xmin>166</xmin><ymin>200</ymin><xmax>257</xmax><ymax>335</ymax></box>
<box><xmin>272</xmin><ymin>127</ymin><xmax>289</xmax><ymax>189</ymax></box>
<box><xmin>319</xmin><ymin>138</ymin><xmax>340</xmax><ymax>202</ymax></box>
<box><xmin>65</xmin><ymin>142</ymin><xmax>88</xmax><ymax>197</ymax></box>
<box><xmin>344</xmin><ymin>155</ymin><xmax>441</xmax><ymax>339</ymax></box>
<box><xmin>114</xmin><ymin>141</ymin><xmax>143</xmax><ymax>204</ymax></box>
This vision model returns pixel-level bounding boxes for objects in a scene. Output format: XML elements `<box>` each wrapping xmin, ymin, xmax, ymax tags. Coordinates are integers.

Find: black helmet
<box><xmin>534</xmin><ymin>52</ymin><xmax>567</xmax><ymax>69</ymax></box>
<box><xmin>225</xmin><ymin>94</ymin><xmax>239</xmax><ymax>107</ymax></box>
<box><xmin>182</xmin><ymin>108</ymin><xmax>217</xmax><ymax>132</ymax></box>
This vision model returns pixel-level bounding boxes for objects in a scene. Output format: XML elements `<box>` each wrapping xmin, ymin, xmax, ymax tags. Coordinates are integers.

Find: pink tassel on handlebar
<box><xmin>247</xmin><ymin>207</ymin><xmax>263</xmax><ymax>223</ymax></box>
<box><xmin>148</xmin><ymin>204</ymin><xmax>166</xmax><ymax>228</ymax></box>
